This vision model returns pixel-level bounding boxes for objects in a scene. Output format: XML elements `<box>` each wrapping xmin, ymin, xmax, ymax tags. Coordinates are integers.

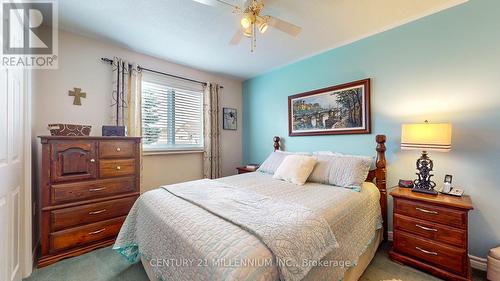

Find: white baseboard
<box><xmin>387</xmin><ymin>231</ymin><xmax>487</xmax><ymax>272</ymax></box>
<box><xmin>469</xmin><ymin>255</ymin><xmax>488</xmax><ymax>271</ymax></box>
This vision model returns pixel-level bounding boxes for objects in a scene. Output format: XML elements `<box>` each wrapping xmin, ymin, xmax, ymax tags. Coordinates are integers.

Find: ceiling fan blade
<box><xmin>267</xmin><ymin>16</ymin><xmax>302</xmax><ymax>37</ymax></box>
<box><xmin>192</xmin><ymin>0</ymin><xmax>218</xmax><ymax>6</ymax></box>
<box><xmin>229</xmin><ymin>30</ymin><xmax>242</xmax><ymax>45</ymax></box>
<box><xmin>192</xmin><ymin>0</ymin><xmax>239</xmax><ymax>9</ymax></box>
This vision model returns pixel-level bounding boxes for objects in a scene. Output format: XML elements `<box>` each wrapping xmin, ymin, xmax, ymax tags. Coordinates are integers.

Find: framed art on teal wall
<box><xmin>288</xmin><ymin>79</ymin><xmax>371</xmax><ymax>136</ymax></box>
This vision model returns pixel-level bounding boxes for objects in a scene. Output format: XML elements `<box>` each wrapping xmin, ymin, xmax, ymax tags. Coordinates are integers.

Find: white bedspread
<box><xmin>163</xmin><ymin>179</ymin><xmax>338</xmax><ymax>281</ymax></box>
<box><xmin>113</xmin><ymin>172</ymin><xmax>382</xmax><ymax>281</ymax></box>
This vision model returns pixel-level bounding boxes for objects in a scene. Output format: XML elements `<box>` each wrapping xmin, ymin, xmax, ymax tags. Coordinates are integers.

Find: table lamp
<box><xmin>401</xmin><ymin>121</ymin><xmax>452</xmax><ymax>195</ymax></box>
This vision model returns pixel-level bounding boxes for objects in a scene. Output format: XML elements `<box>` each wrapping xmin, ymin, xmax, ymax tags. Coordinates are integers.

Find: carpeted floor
<box><xmin>25</xmin><ymin>242</ymin><xmax>487</xmax><ymax>281</ymax></box>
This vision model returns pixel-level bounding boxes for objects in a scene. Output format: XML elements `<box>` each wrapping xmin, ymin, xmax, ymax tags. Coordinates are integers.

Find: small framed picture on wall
<box><xmin>223</xmin><ymin>108</ymin><xmax>237</xmax><ymax>130</ymax></box>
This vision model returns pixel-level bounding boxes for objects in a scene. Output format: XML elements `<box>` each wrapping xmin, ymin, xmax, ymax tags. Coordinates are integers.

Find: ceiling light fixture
<box><xmin>194</xmin><ymin>0</ymin><xmax>302</xmax><ymax>52</ymax></box>
<box><xmin>243</xmin><ymin>26</ymin><xmax>253</xmax><ymax>38</ymax></box>
<box><xmin>257</xmin><ymin>21</ymin><xmax>268</xmax><ymax>34</ymax></box>
<box><xmin>240</xmin><ymin>13</ymin><xmax>253</xmax><ymax>29</ymax></box>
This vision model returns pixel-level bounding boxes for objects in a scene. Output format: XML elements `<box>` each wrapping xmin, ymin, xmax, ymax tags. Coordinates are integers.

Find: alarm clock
<box><xmin>398</xmin><ymin>179</ymin><xmax>414</xmax><ymax>188</ymax></box>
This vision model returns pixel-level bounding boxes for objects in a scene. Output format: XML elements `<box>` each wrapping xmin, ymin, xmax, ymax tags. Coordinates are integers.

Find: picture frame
<box><xmin>223</xmin><ymin>107</ymin><xmax>237</xmax><ymax>130</ymax></box>
<box><xmin>444</xmin><ymin>174</ymin><xmax>453</xmax><ymax>184</ymax></box>
<box><xmin>288</xmin><ymin>79</ymin><xmax>371</xmax><ymax>136</ymax></box>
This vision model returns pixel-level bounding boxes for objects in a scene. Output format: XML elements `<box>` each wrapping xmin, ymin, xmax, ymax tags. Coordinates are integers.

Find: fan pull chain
<box><xmin>250</xmin><ymin>26</ymin><xmax>253</xmax><ymax>52</ymax></box>
<box><xmin>252</xmin><ymin>23</ymin><xmax>257</xmax><ymax>52</ymax></box>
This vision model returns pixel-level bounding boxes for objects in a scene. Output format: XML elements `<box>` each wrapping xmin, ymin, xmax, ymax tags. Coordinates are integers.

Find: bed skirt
<box><xmin>140</xmin><ymin>228</ymin><xmax>383</xmax><ymax>281</ymax></box>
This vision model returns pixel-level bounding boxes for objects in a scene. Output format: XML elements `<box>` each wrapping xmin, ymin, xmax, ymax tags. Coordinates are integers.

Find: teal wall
<box><xmin>243</xmin><ymin>0</ymin><xmax>500</xmax><ymax>257</ymax></box>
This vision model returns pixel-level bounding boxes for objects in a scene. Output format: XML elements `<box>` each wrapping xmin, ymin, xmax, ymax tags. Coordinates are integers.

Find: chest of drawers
<box><xmin>37</xmin><ymin>136</ymin><xmax>141</xmax><ymax>267</ymax></box>
<box><xmin>389</xmin><ymin>187</ymin><xmax>473</xmax><ymax>281</ymax></box>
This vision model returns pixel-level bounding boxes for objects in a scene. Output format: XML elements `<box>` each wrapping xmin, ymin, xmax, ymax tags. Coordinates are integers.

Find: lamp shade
<box><xmin>401</xmin><ymin>123</ymin><xmax>452</xmax><ymax>152</ymax></box>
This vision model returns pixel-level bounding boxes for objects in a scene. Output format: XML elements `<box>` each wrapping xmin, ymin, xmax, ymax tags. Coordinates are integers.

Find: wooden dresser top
<box><xmin>390</xmin><ymin>187</ymin><xmax>473</xmax><ymax>210</ymax></box>
<box><xmin>39</xmin><ymin>136</ymin><xmax>141</xmax><ymax>141</ymax></box>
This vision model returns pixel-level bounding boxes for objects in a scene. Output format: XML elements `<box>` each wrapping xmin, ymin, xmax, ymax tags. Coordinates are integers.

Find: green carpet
<box><xmin>25</xmin><ymin>242</ymin><xmax>487</xmax><ymax>281</ymax></box>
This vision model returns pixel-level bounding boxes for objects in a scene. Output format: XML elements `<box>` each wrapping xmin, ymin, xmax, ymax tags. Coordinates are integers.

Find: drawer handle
<box><xmin>116</xmin><ymin>166</ymin><xmax>121</xmax><ymax>170</ymax></box>
<box><xmin>88</xmin><ymin>209</ymin><xmax>107</xmax><ymax>215</ymax></box>
<box><xmin>116</xmin><ymin>147</ymin><xmax>121</xmax><ymax>152</ymax></box>
<box><xmin>90</xmin><ymin>158</ymin><xmax>96</xmax><ymax>163</ymax></box>
<box><xmin>416</xmin><ymin>207</ymin><xmax>438</xmax><ymax>215</ymax></box>
<box><xmin>416</xmin><ymin>246</ymin><xmax>438</xmax><ymax>256</ymax></box>
<box><xmin>416</xmin><ymin>224</ymin><xmax>438</xmax><ymax>232</ymax></box>
<box><xmin>88</xmin><ymin>228</ymin><xmax>106</xmax><ymax>235</ymax></box>
<box><xmin>89</xmin><ymin>187</ymin><xmax>106</xmax><ymax>192</ymax></box>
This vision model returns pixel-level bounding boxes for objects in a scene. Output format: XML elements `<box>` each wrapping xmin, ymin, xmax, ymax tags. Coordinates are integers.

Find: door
<box><xmin>0</xmin><ymin>67</ymin><xmax>24</xmax><ymax>281</ymax></box>
<box><xmin>50</xmin><ymin>141</ymin><xmax>98</xmax><ymax>183</ymax></box>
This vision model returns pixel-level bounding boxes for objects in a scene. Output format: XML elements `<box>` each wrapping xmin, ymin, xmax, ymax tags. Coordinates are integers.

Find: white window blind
<box><xmin>141</xmin><ymin>73</ymin><xmax>204</xmax><ymax>151</ymax></box>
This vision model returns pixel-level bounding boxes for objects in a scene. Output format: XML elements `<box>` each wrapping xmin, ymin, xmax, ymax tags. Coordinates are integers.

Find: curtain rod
<box><xmin>101</xmin><ymin>58</ymin><xmax>224</xmax><ymax>89</ymax></box>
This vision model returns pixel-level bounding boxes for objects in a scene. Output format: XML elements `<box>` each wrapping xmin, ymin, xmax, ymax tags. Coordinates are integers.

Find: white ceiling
<box><xmin>59</xmin><ymin>0</ymin><xmax>467</xmax><ymax>80</ymax></box>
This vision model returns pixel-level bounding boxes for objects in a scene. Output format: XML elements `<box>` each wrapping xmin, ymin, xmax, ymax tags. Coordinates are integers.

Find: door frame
<box><xmin>21</xmin><ymin>70</ymin><xmax>33</xmax><ymax>277</ymax></box>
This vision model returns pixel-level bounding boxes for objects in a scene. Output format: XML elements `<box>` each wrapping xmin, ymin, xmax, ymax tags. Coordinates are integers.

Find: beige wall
<box><xmin>32</xmin><ymin>31</ymin><xmax>243</xmax><ymax>192</ymax></box>
<box><xmin>142</xmin><ymin>153</ymin><xmax>203</xmax><ymax>192</ymax></box>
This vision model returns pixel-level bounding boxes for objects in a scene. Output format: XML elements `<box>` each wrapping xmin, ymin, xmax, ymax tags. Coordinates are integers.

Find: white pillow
<box><xmin>257</xmin><ymin>151</ymin><xmax>310</xmax><ymax>174</ymax></box>
<box><xmin>312</xmin><ymin>151</ymin><xmax>342</xmax><ymax>156</ymax></box>
<box><xmin>328</xmin><ymin>155</ymin><xmax>372</xmax><ymax>191</ymax></box>
<box><xmin>308</xmin><ymin>154</ymin><xmax>335</xmax><ymax>184</ymax></box>
<box><xmin>273</xmin><ymin>155</ymin><xmax>317</xmax><ymax>185</ymax></box>
<box><xmin>313</xmin><ymin>151</ymin><xmax>376</xmax><ymax>170</ymax></box>
<box><xmin>308</xmin><ymin>154</ymin><xmax>372</xmax><ymax>191</ymax></box>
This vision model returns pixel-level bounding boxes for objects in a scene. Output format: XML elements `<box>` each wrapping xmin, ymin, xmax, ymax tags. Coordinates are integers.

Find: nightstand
<box><xmin>389</xmin><ymin>187</ymin><xmax>474</xmax><ymax>281</ymax></box>
<box><xmin>236</xmin><ymin>166</ymin><xmax>257</xmax><ymax>174</ymax></box>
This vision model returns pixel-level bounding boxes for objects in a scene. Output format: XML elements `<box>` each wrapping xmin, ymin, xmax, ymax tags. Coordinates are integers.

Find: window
<box><xmin>141</xmin><ymin>73</ymin><xmax>204</xmax><ymax>152</ymax></box>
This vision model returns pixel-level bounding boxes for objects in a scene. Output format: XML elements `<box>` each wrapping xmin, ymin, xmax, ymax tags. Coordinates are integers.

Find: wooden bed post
<box><xmin>375</xmin><ymin>135</ymin><xmax>388</xmax><ymax>241</ymax></box>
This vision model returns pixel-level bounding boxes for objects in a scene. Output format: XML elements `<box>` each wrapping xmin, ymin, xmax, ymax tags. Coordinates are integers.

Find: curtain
<box><xmin>127</xmin><ymin>63</ymin><xmax>142</xmax><ymax>137</ymax></box>
<box><xmin>111</xmin><ymin>57</ymin><xmax>129</xmax><ymax>126</ymax></box>
<box><xmin>110</xmin><ymin>57</ymin><xmax>143</xmax><ymax>190</ymax></box>
<box><xmin>111</xmin><ymin>58</ymin><xmax>142</xmax><ymax>136</ymax></box>
<box><xmin>203</xmin><ymin>83</ymin><xmax>222</xmax><ymax>179</ymax></box>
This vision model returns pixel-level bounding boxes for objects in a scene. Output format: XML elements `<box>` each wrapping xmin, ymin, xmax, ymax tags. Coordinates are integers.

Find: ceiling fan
<box><xmin>192</xmin><ymin>0</ymin><xmax>302</xmax><ymax>52</ymax></box>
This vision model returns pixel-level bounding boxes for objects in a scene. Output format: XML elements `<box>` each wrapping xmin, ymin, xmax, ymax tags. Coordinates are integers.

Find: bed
<box><xmin>114</xmin><ymin>135</ymin><xmax>388</xmax><ymax>281</ymax></box>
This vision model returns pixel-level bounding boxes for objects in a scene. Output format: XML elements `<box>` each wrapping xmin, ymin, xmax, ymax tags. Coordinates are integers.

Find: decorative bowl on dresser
<box><xmin>389</xmin><ymin>187</ymin><xmax>474</xmax><ymax>281</ymax></box>
<box><xmin>37</xmin><ymin>136</ymin><xmax>141</xmax><ymax>267</ymax></box>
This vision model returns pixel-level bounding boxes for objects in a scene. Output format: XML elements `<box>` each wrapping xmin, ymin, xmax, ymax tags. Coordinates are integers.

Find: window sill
<box><xmin>142</xmin><ymin>149</ymin><xmax>204</xmax><ymax>156</ymax></box>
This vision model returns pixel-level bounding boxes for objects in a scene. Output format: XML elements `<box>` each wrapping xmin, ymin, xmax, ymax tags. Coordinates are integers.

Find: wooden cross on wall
<box><xmin>68</xmin><ymin>87</ymin><xmax>86</xmax><ymax>106</ymax></box>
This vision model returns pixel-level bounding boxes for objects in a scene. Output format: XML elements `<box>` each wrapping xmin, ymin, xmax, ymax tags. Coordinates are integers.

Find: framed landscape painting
<box><xmin>288</xmin><ymin>79</ymin><xmax>371</xmax><ymax>136</ymax></box>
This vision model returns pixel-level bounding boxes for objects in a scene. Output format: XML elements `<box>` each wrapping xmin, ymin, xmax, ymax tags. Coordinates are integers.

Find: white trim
<box><xmin>143</xmin><ymin>150</ymin><xmax>204</xmax><ymax>156</ymax></box>
<box><xmin>21</xmin><ymin>69</ymin><xmax>32</xmax><ymax>278</ymax></box>
<box><xmin>10</xmin><ymin>186</ymin><xmax>21</xmax><ymax>281</ymax></box>
<box><xmin>469</xmin><ymin>255</ymin><xmax>487</xmax><ymax>271</ymax></box>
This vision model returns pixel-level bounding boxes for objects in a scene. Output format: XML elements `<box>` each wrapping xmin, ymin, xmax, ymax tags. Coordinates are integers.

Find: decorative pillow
<box><xmin>257</xmin><ymin>151</ymin><xmax>310</xmax><ymax>174</ymax></box>
<box><xmin>328</xmin><ymin>155</ymin><xmax>372</xmax><ymax>191</ymax></box>
<box><xmin>308</xmin><ymin>154</ymin><xmax>372</xmax><ymax>191</ymax></box>
<box><xmin>273</xmin><ymin>155</ymin><xmax>317</xmax><ymax>185</ymax></box>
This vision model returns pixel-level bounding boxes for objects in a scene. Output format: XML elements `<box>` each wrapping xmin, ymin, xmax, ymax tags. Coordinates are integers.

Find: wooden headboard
<box><xmin>272</xmin><ymin>134</ymin><xmax>388</xmax><ymax>241</ymax></box>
